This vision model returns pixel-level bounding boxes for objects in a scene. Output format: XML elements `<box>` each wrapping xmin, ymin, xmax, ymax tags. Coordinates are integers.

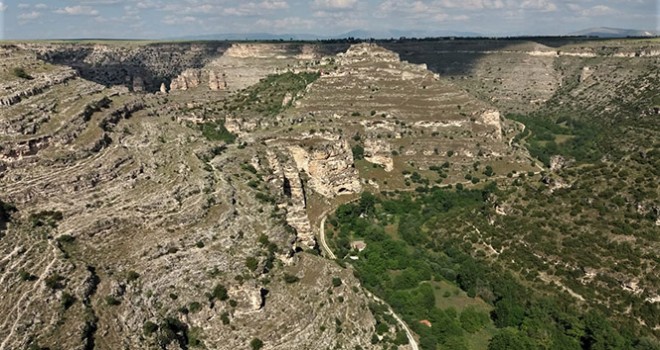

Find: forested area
<box><xmin>327</xmin><ymin>187</ymin><xmax>659</xmax><ymax>350</ymax></box>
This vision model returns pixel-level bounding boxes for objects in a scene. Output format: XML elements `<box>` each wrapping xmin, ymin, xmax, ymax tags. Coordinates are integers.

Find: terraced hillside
<box><xmin>0</xmin><ymin>38</ymin><xmax>658</xmax><ymax>350</ymax></box>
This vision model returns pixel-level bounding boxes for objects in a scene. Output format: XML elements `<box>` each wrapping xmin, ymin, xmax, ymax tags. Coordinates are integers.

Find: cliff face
<box><xmin>24</xmin><ymin>42</ymin><xmax>350</xmax><ymax>93</ymax></box>
<box><xmin>25</xmin><ymin>42</ymin><xmax>231</xmax><ymax>92</ymax></box>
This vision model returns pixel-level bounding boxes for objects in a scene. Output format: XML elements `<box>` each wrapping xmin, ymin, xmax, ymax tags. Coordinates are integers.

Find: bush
<box><xmin>250</xmin><ymin>338</ymin><xmax>264</xmax><ymax>350</ymax></box>
<box><xmin>29</xmin><ymin>210</ymin><xmax>63</xmax><ymax>228</ymax></box>
<box><xmin>189</xmin><ymin>302</ymin><xmax>202</xmax><ymax>313</ymax></box>
<box><xmin>246</xmin><ymin>257</ymin><xmax>259</xmax><ymax>271</ymax></box>
<box><xmin>143</xmin><ymin>321</ymin><xmax>159</xmax><ymax>335</ymax></box>
<box><xmin>19</xmin><ymin>269</ymin><xmax>37</xmax><ymax>281</ymax></box>
<box><xmin>56</xmin><ymin>235</ymin><xmax>75</xmax><ymax>244</ymax></box>
<box><xmin>332</xmin><ymin>277</ymin><xmax>343</xmax><ymax>287</ymax></box>
<box><xmin>12</xmin><ymin>67</ymin><xmax>33</xmax><ymax>80</ymax></box>
<box><xmin>221</xmin><ymin>312</ymin><xmax>230</xmax><ymax>325</ymax></box>
<box><xmin>45</xmin><ymin>273</ymin><xmax>64</xmax><ymax>290</ymax></box>
<box><xmin>212</xmin><ymin>284</ymin><xmax>229</xmax><ymax>301</ymax></box>
<box><xmin>61</xmin><ymin>292</ymin><xmax>76</xmax><ymax>310</ymax></box>
<box><xmin>283</xmin><ymin>274</ymin><xmax>300</xmax><ymax>284</ymax></box>
<box><xmin>352</xmin><ymin>144</ymin><xmax>365</xmax><ymax>160</ymax></box>
<box><xmin>105</xmin><ymin>295</ymin><xmax>121</xmax><ymax>306</ymax></box>
<box><xmin>126</xmin><ymin>271</ymin><xmax>140</xmax><ymax>283</ymax></box>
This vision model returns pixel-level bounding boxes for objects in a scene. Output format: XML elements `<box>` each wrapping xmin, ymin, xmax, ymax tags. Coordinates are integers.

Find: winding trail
<box><xmin>317</xmin><ymin>206</ymin><xmax>419</xmax><ymax>350</ymax></box>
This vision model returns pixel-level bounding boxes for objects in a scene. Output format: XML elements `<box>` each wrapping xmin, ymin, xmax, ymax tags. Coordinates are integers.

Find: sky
<box><xmin>0</xmin><ymin>0</ymin><xmax>658</xmax><ymax>39</ymax></box>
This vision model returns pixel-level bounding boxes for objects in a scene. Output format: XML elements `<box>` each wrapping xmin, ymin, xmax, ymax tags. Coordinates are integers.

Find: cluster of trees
<box><xmin>328</xmin><ymin>189</ymin><xmax>659</xmax><ymax>349</ymax></box>
<box><xmin>508</xmin><ymin>113</ymin><xmax>605</xmax><ymax>167</ymax></box>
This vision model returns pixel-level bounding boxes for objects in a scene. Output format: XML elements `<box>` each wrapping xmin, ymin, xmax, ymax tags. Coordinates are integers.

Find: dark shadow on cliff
<box><xmin>376</xmin><ymin>37</ymin><xmax>600</xmax><ymax>77</ymax></box>
<box><xmin>36</xmin><ymin>42</ymin><xmax>233</xmax><ymax>92</ymax></box>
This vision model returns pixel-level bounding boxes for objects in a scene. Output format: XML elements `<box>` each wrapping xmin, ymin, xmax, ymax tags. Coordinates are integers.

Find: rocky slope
<box><xmin>2</xmin><ymin>37</ymin><xmax>658</xmax><ymax>349</ymax></box>
<box><xmin>0</xmin><ymin>44</ymin><xmax>401</xmax><ymax>350</ymax></box>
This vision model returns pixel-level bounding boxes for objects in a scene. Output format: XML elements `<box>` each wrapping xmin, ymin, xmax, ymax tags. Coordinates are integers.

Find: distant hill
<box><xmin>337</xmin><ymin>29</ymin><xmax>481</xmax><ymax>39</ymax></box>
<box><xmin>174</xmin><ymin>29</ymin><xmax>482</xmax><ymax>41</ymax></box>
<box><xmin>569</xmin><ymin>27</ymin><xmax>658</xmax><ymax>38</ymax></box>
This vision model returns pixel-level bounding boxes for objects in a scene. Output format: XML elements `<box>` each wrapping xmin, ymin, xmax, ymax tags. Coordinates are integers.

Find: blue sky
<box><xmin>0</xmin><ymin>0</ymin><xmax>658</xmax><ymax>39</ymax></box>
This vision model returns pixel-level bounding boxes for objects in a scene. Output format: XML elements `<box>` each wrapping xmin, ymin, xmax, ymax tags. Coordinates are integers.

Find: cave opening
<box><xmin>283</xmin><ymin>177</ymin><xmax>292</xmax><ymax>197</ymax></box>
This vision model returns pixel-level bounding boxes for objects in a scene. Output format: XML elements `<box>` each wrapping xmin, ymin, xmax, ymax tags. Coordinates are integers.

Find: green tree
<box><xmin>250</xmin><ymin>338</ymin><xmax>264</xmax><ymax>350</ymax></box>
<box><xmin>352</xmin><ymin>144</ymin><xmax>365</xmax><ymax>160</ymax></box>
<box><xmin>488</xmin><ymin>328</ymin><xmax>534</xmax><ymax>350</ymax></box>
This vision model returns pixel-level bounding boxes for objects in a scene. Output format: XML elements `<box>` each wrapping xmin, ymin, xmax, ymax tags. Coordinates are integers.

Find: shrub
<box><xmin>126</xmin><ymin>271</ymin><xmax>140</xmax><ymax>283</ymax></box>
<box><xmin>19</xmin><ymin>269</ymin><xmax>37</xmax><ymax>281</ymax></box>
<box><xmin>283</xmin><ymin>274</ymin><xmax>300</xmax><ymax>284</ymax></box>
<box><xmin>105</xmin><ymin>295</ymin><xmax>121</xmax><ymax>306</ymax></box>
<box><xmin>212</xmin><ymin>284</ymin><xmax>229</xmax><ymax>301</ymax></box>
<box><xmin>250</xmin><ymin>338</ymin><xmax>264</xmax><ymax>350</ymax></box>
<box><xmin>56</xmin><ymin>235</ymin><xmax>75</xmax><ymax>244</ymax></box>
<box><xmin>143</xmin><ymin>321</ymin><xmax>159</xmax><ymax>335</ymax></box>
<box><xmin>332</xmin><ymin>277</ymin><xmax>342</xmax><ymax>287</ymax></box>
<box><xmin>221</xmin><ymin>312</ymin><xmax>230</xmax><ymax>325</ymax></box>
<box><xmin>12</xmin><ymin>67</ymin><xmax>33</xmax><ymax>80</ymax></box>
<box><xmin>189</xmin><ymin>302</ymin><xmax>202</xmax><ymax>313</ymax></box>
<box><xmin>352</xmin><ymin>144</ymin><xmax>365</xmax><ymax>160</ymax></box>
<box><xmin>61</xmin><ymin>292</ymin><xmax>76</xmax><ymax>310</ymax></box>
<box><xmin>45</xmin><ymin>273</ymin><xmax>64</xmax><ymax>290</ymax></box>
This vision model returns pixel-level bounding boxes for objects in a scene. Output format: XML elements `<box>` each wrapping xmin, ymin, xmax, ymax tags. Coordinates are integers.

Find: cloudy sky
<box><xmin>0</xmin><ymin>0</ymin><xmax>658</xmax><ymax>39</ymax></box>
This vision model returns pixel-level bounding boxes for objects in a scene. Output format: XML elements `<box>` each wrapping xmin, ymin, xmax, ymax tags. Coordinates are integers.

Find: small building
<box><xmin>351</xmin><ymin>240</ymin><xmax>367</xmax><ymax>252</ymax></box>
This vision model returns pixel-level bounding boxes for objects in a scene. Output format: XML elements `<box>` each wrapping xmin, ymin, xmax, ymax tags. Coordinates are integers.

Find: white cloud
<box><xmin>255</xmin><ymin>16</ymin><xmax>314</xmax><ymax>30</ymax></box>
<box><xmin>162</xmin><ymin>15</ymin><xmax>199</xmax><ymax>25</ymax></box>
<box><xmin>521</xmin><ymin>0</ymin><xmax>557</xmax><ymax>12</ymax></box>
<box><xmin>581</xmin><ymin>5</ymin><xmax>615</xmax><ymax>16</ymax></box>
<box><xmin>223</xmin><ymin>1</ymin><xmax>289</xmax><ymax>16</ymax></box>
<box><xmin>18</xmin><ymin>11</ymin><xmax>41</xmax><ymax>20</ymax></box>
<box><xmin>0</xmin><ymin>2</ymin><xmax>7</xmax><ymax>12</ymax></box>
<box><xmin>55</xmin><ymin>6</ymin><xmax>100</xmax><ymax>16</ymax></box>
<box><xmin>313</xmin><ymin>0</ymin><xmax>358</xmax><ymax>10</ymax></box>
<box><xmin>260</xmin><ymin>0</ymin><xmax>289</xmax><ymax>10</ymax></box>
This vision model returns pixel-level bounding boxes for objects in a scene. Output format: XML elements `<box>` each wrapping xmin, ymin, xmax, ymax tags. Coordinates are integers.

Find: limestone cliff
<box><xmin>288</xmin><ymin>139</ymin><xmax>362</xmax><ymax>198</ymax></box>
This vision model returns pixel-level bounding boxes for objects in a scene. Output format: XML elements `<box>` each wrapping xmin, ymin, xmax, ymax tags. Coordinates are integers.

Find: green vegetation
<box><xmin>143</xmin><ymin>321</ymin><xmax>158</xmax><ymax>336</ymax></box>
<box><xmin>200</xmin><ymin>120</ymin><xmax>236</xmax><ymax>143</ymax></box>
<box><xmin>61</xmin><ymin>292</ymin><xmax>76</xmax><ymax>310</ymax></box>
<box><xmin>332</xmin><ymin>277</ymin><xmax>343</xmax><ymax>288</ymax></box>
<box><xmin>188</xmin><ymin>302</ymin><xmax>202</xmax><ymax>313</ymax></box>
<box><xmin>329</xmin><ymin>188</ymin><xmax>658</xmax><ymax>349</ymax></box>
<box><xmin>283</xmin><ymin>273</ymin><xmax>300</xmax><ymax>284</ymax></box>
<box><xmin>126</xmin><ymin>270</ymin><xmax>140</xmax><ymax>283</ymax></box>
<box><xmin>352</xmin><ymin>144</ymin><xmax>365</xmax><ymax>160</ymax></box>
<box><xmin>56</xmin><ymin>234</ymin><xmax>76</xmax><ymax>244</ymax></box>
<box><xmin>12</xmin><ymin>67</ymin><xmax>33</xmax><ymax>80</ymax></box>
<box><xmin>105</xmin><ymin>295</ymin><xmax>121</xmax><ymax>306</ymax></box>
<box><xmin>157</xmin><ymin>317</ymin><xmax>191</xmax><ymax>349</ymax></box>
<box><xmin>224</xmin><ymin>71</ymin><xmax>320</xmax><ymax>117</ymax></box>
<box><xmin>246</xmin><ymin>256</ymin><xmax>259</xmax><ymax>271</ymax></box>
<box><xmin>19</xmin><ymin>269</ymin><xmax>37</xmax><ymax>282</ymax></box>
<box><xmin>45</xmin><ymin>273</ymin><xmax>64</xmax><ymax>290</ymax></box>
<box><xmin>29</xmin><ymin>210</ymin><xmax>63</xmax><ymax>229</ymax></box>
<box><xmin>508</xmin><ymin>114</ymin><xmax>605</xmax><ymax>166</ymax></box>
<box><xmin>250</xmin><ymin>338</ymin><xmax>264</xmax><ymax>350</ymax></box>
<box><xmin>211</xmin><ymin>284</ymin><xmax>229</xmax><ymax>301</ymax></box>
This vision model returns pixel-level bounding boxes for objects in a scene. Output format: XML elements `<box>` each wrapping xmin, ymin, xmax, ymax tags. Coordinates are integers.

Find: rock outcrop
<box><xmin>364</xmin><ymin>139</ymin><xmax>394</xmax><ymax>172</ymax></box>
<box><xmin>288</xmin><ymin>139</ymin><xmax>362</xmax><ymax>198</ymax></box>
